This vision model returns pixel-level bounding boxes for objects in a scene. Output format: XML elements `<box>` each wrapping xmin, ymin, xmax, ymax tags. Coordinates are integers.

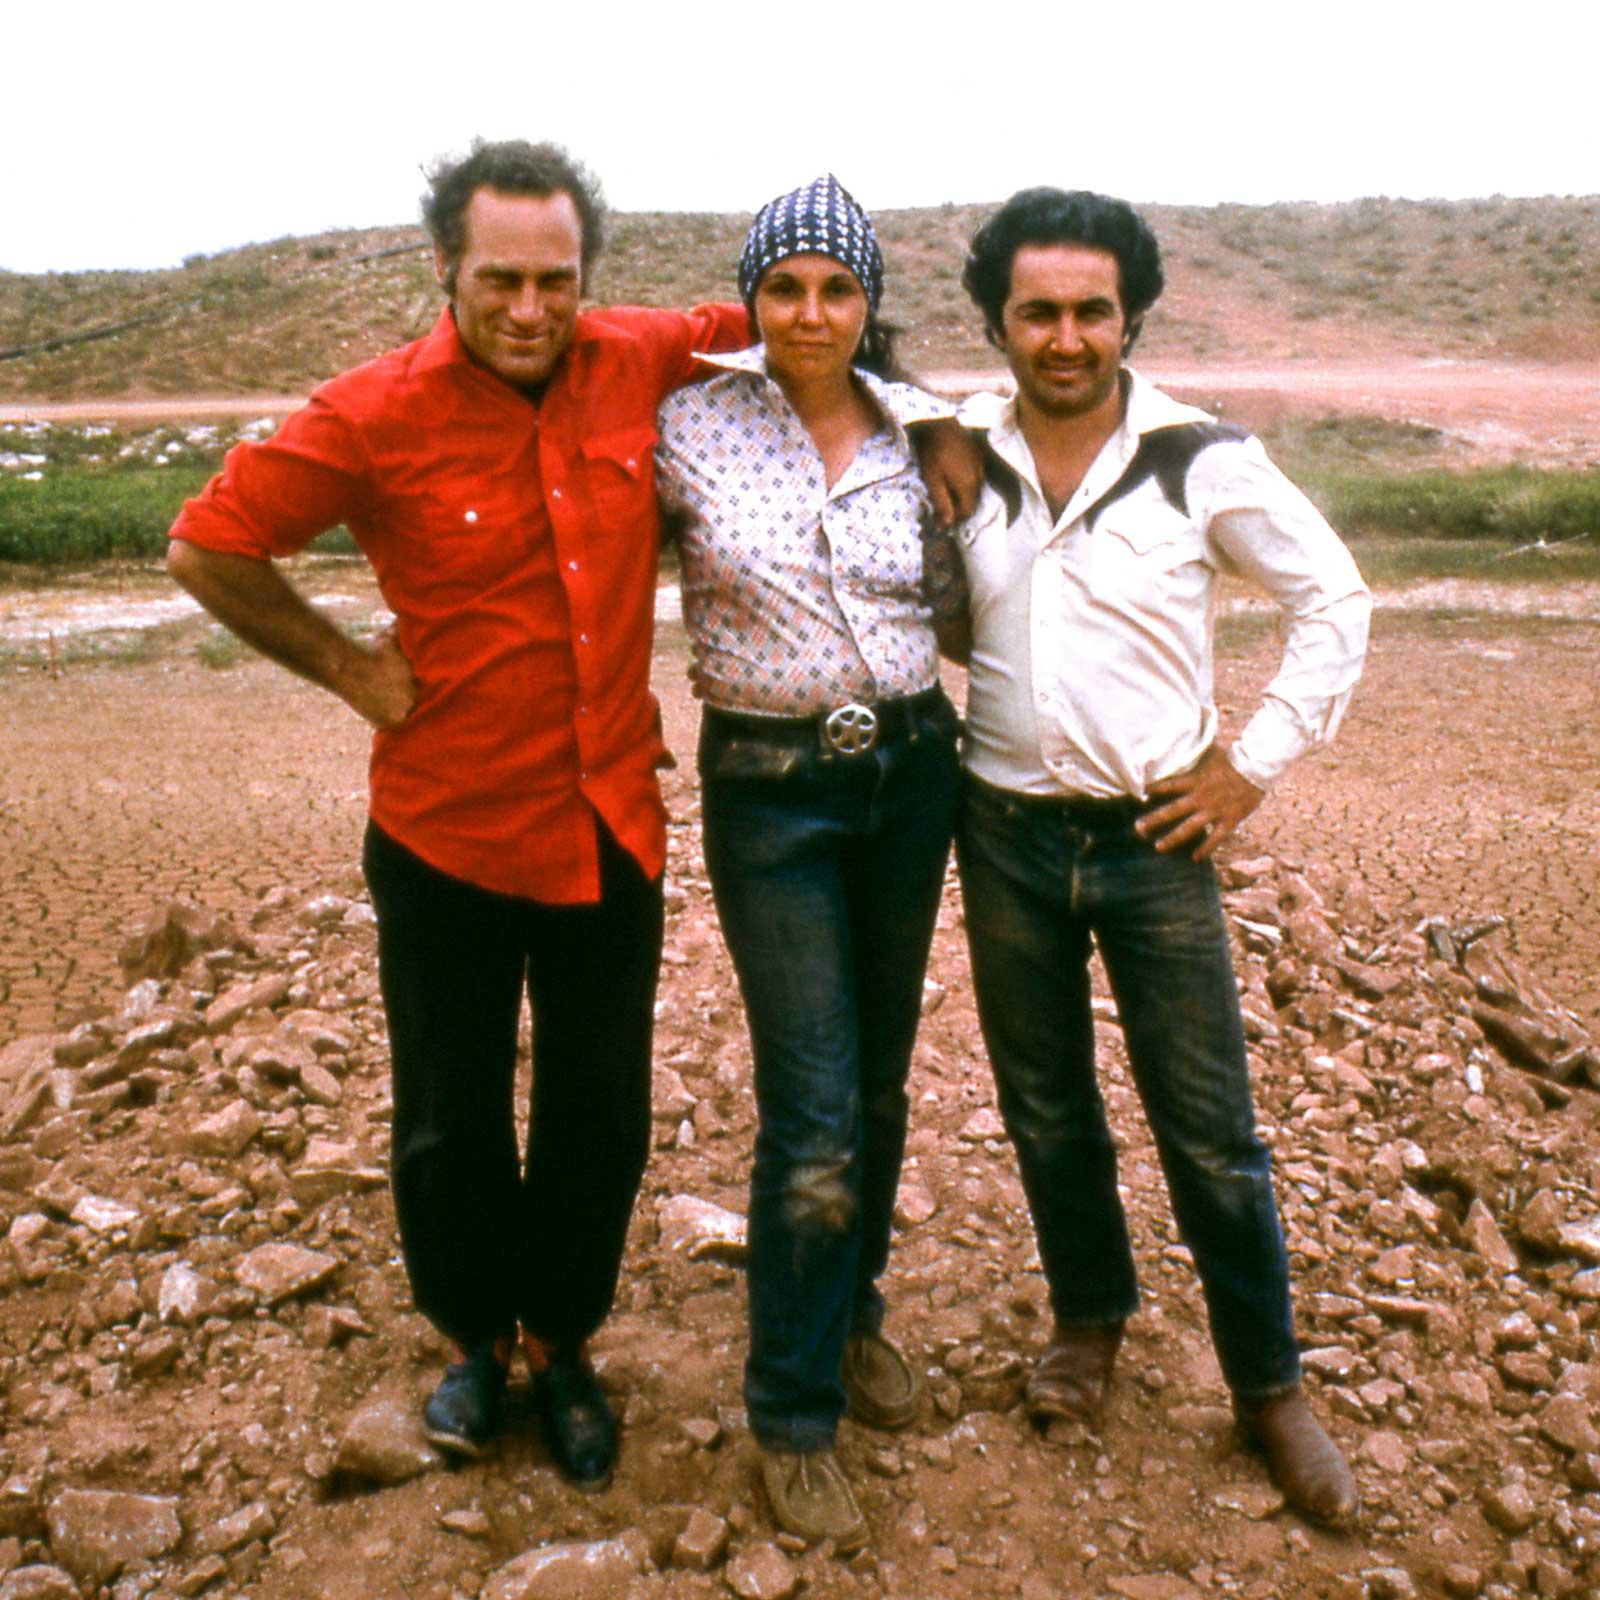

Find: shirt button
<box><xmin>464</xmin><ymin>509</ymin><xmax>478</xmax><ymax>523</ymax></box>
<box><xmin>578</xmin><ymin>633</ymin><xmax>590</xmax><ymax>646</ymax></box>
<box><xmin>551</xmin><ymin>487</ymin><xmax>562</xmax><ymax>500</ymax></box>
<box><xmin>568</xmin><ymin>560</ymin><xmax>579</xmax><ymax>572</ymax></box>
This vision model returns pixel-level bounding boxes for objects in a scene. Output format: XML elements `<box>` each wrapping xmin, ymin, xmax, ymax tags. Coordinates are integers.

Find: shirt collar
<box><xmin>957</xmin><ymin>369</ymin><xmax>1218</xmax><ymax>530</ymax></box>
<box><xmin>693</xmin><ymin>343</ymin><xmax>955</xmax><ymax>431</ymax></box>
<box><xmin>956</xmin><ymin>366</ymin><xmax>1212</xmax><ymax>446</ymax></box>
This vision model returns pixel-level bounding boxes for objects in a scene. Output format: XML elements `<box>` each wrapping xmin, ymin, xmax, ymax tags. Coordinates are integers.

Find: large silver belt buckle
<box><xmin>822</xmin><ymin>702</ymin><xmax>879</xmax><ymax>755</ymax></box>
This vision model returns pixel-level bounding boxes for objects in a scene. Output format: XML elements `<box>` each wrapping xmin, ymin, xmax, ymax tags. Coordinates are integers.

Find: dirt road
<box><xmin>7</xmin><ymin>361</ymin><xmax>1598</xmax><ymax>466</ymax></box>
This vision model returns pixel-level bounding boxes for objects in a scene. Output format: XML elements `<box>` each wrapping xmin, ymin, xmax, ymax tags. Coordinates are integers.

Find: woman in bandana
<box><xmin>656</xmin><ymin>177</ymin><xmax>964</xmax><ymax>1551</ymax></box>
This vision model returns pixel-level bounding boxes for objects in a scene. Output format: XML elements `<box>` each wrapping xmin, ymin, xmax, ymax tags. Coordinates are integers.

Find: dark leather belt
<box><xmin>705</xmin><ymin>687</ymin><xmax>947</xmax><ymax>757</ymax></box>
<box><xmin>966</xmin><ymin>771</ymin><xmax>1147</xmax><ymax>824</ymax></box>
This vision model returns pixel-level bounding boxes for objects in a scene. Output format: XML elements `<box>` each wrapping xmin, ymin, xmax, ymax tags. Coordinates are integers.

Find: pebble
<box><xmin>723</xmin><ymin>1542</ymin><xmax>798</xmax><ymax>1600</ymax></box>
<box><xmin>45</xmin><ymin>1489</ymin><xmax>182</xmax><ymax>1585</ymax></box>
<box><xmin>672</xmin><ymin>1508</ymin><xmax>729</xmax><ymax>1570</ymax></box>
<box><xmin>334</xmin><ymin>1397</ymin><xmax>441</xmax><ymax>1485</ymax></box>
<box><xmin>480</xmin><ymin>1535</ymin><xmax>649</xmax><ymax>1600</ymax></box>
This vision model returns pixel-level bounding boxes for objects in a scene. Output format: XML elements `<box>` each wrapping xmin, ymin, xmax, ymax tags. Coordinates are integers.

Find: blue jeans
<box><xmin>700</xmin><ymin>697</ymin><xmax>961</xmax><ymax>1450</ymax></box>
<box><xmin>955</xmin><ymin>774</ymin><xmax>1300</xmax><ymax>1399</ymax></box>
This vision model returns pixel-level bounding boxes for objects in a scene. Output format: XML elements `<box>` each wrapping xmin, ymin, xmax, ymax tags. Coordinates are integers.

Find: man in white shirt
<box><xmin>950</xmin><ymin>188</ymin><xmax>1369</xmax><ymax>1525</ymax></box>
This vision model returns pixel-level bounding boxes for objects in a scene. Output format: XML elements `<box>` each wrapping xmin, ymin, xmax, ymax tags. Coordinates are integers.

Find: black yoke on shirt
<box><xmin>981</xmin><ymin>420</ymin><xmax>1250</xmax><ymax>530</ymax></box>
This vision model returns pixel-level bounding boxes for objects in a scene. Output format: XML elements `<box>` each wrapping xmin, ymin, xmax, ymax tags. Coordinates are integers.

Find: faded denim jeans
<box><xmin>700</xmin><ymin>697</ymin><xmax>960</xmax><ymax>1450</ymax></box>
<box><xmin>956</xmin><ymin>773</ymin><xmax>1301</xmax><ymax>1399</ymax></box>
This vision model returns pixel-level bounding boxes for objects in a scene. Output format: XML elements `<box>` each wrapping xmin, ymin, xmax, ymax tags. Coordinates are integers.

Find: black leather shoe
<box><xmin>423</xmin><ymin>1340</ymin><xmax>509</xmax><ymax>1458</ymax></box>
<box><xmin>536</xmin><ymin>1354</ymin><xmax>617</xmax><ymax>1491</ymax></box>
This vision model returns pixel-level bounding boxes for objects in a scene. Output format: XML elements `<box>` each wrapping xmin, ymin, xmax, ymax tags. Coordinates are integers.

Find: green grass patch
<box><xmin>1344</xmin><ymin>536</ymin><xmax>1600</xmax><ymax>586</ymax></box>
<box><xmin>0</xmin><ymin>463</ymin><xmax>357</xmax><ymax>564</ymax></box>
<box><xmin>1297</xmin><ymin>465</ymin><xmax>1600</xmax><ymax>543</ymax></box>
<box><xmin>0</xmin><ymin>466</ymin><xmax>215</xmax><ymax>562</ymax></box>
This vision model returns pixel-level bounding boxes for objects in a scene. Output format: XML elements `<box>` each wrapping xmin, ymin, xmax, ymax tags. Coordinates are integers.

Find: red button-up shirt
<box><xmin>170</xmin><ymin>303</ymin><xmax>748</xmax><ymax>903</ymax></box>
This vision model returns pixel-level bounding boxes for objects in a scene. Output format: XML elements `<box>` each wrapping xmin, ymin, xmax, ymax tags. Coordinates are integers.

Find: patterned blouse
<box><xmin>655</xmin><ymin>346</ymin><xmax>962</xmax><ymax>716</ymax></box>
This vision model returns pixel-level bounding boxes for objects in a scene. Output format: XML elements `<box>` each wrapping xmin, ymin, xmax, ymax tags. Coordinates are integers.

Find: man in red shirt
<box><xmin>167</xmin><ymin>140</ymin><xmax>750</xmax><ymax>1490</ymax></box>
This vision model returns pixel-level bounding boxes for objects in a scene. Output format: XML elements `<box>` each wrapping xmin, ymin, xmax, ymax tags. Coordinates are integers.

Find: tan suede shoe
<box><xmin>759</xmin><ymin>1448</ymin><xmax>869</xmax><ymax>1552</ymax></box>
<box><xmin>842</xmin><ymin>1328</ymin><xmax>919</xmax><ymax>1430</ymax></box>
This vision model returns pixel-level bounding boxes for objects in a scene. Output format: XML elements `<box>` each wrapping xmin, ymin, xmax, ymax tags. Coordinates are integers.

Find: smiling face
<box><xmin>752</xmin><ymin>253</ymin><xmax>870</xmax><ymax>390</ymax></box>
<box><xmin>997</xmin><ymin>242</ymin><xmax>1131</xmax><ymax>424</ymax></box>
<box><xmin>436</xmin><ymin>187</ymin><xmax>583</xmax><ymax>392</ymax></box>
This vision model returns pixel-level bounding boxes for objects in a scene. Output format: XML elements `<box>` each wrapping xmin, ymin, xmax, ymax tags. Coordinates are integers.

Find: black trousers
<box><xmin>362</xmin><ymin>818</ymin><xmax>662</xmax><ymax>1352</ymax></box>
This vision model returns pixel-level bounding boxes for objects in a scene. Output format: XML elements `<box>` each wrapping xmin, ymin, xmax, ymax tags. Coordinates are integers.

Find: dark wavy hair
<box><xmin>962</xmin><ymin>188</ymin><xmax>1165</xmax><ymax>352</ymax></box>
<box><xmin>422</xmin><ymin>139</ymin><xmax>605</xmax><ymax>295</ymax></box>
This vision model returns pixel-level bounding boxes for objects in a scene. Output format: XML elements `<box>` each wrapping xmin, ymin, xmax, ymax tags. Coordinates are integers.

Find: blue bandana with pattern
<box><xmin>737</xmin><ymin>175</ymin><xmax>884</xmax><ymax>313</ymax></box>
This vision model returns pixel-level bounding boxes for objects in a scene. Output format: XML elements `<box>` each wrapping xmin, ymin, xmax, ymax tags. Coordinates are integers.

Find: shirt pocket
<box><xmin>382</xmin><ymin>480</ymin><xmax>533</xmax><ymax>599</ymax></box>
<box><xmin>1093</xmin><ymin>499</ymin><xmax>1200</xmax><ymax>566</ymax></box>
<box><xmin>580</xmin><ymin>426</ymin><xmax>657</xmax><ymax>535</ymax></box>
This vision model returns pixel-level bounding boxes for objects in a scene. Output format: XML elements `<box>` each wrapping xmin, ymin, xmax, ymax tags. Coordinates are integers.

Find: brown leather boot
<box><xmin>1236</xmin><ymin>1386</ymin><xmax>1359</xmax><ymax>1526</ymax></box>
<box><xmin>1025</xmin><ymin>1321</ymin><xmax>1124</xmax><ymax>1428</ymax></box>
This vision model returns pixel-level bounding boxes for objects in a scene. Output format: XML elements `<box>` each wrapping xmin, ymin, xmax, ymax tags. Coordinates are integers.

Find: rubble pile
<box><xmin>0</xmin><ymin>839</ymin><xmax>1596</xmax><ymax>1599</ymax></box>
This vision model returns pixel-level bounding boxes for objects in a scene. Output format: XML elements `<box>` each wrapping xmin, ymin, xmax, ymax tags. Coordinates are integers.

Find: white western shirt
<box><xmin>957</xmin><ymin>370</ymin><xmax>1371</xmax><ymax>798</ymax></box>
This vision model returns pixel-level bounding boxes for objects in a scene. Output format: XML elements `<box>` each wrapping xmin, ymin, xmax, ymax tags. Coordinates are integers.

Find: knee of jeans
<box><xmin>1174</xmin><ymin>1134</ymin><xmax>1272</xmax><ymax>1202</ymax></box>
<box><xmin>782</xmin><ymin>1155</ymin><xmax>856</xmax><ymax>1236</ymax></box>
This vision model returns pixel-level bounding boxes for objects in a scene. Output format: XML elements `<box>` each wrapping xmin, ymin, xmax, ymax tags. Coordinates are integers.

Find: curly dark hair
<box><xmin>962</xmin><ymin>188</ymin><xmax>1165</xmax><ymax>351</ymax></box>
<box><xmin>422</xmin><ymin>139</ymin><xmax>605</xmax><ymax>295</ymax></box>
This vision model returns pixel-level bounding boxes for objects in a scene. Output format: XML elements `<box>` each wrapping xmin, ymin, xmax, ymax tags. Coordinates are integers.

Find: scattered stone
<box><xmin>173</xmin><ymin>1554</ymin><xmax>229</xmax><ymax>1596</ymax></box>
<box><xmin>334</xmin><ymin>1398</ymin><xmax>441</xmax><ymax>1485</ymax></box>
<box><xmin>672</xmin><ymin>1508</ymin><xmax>730</xmax><ymax>1570</ymax></box>
<box><xmin>480</xmin><ymin>1534</ymin><xmax>649</xmax><ymax>1600</ymax></box>
<box><xmin>1480</xmin><ymin>1479</ymin><xmax>1538</xmax><ymax>1535</ymax></box>
<box><xmin>1361</xmin><ymin>1431</ymin><xmax>1412</xmax><ymax>1474</ymax></box>
<box><xmin>1439</xmin><ymin>1562</ymin><xmax>1484</xmax><ymax>1599</ymax></box>
<box><xmin>45</xmin><ymin>1489</ymin><xmax>182</xmax><ymax>1586</ymax></box>
<box><xmin>198</xmin><ymin>1499</ymin><xmax>275</xmax><ymax>1555</ymax></box>
<box><xmin>204</xmin><ymin>974</ymin><xmax>292</xmax><ymax>1035</ymax></box>
<box><xmin>0</xmin><ymin>1566</ymin><xmax>81</xmax><ymax>1600</ymax></box>
<box><xmin>1515</xmin><ymin>1189</ymin><xmax>1565</xmax><ymax>1252</ymax></box>
<box><xmin>234</xmin><ymin>1242</ymin><xmax>339</xmax><ymax>1304</ymax></box>
<box><xmin>157</xmin><ymin>1262</ymin><xmax>217</xmax><ymax>1324</ymax></box>
<box><xmin>1212</xmin><ymin>1482</ymin><xmax>1285</xmax><ymax>1519</ymax></box>
<box><xmin>1538</xmin><ymin>1394</ymin><xmax>1599</xmax><ymax>1455</ymax></box>
<box><xmin>657</xmin><ymin>1194</ymin><xmax>748</xmax><ymax>1264</ymax></box>
<box><xmin>118</xmin><ymin>900</ymin><xmax>228</xmax><ymax>982</ymax></box>
<box><xmin>182</xmin><ymin>1102</ymin><xmax>262</xmax><ymax>1158</ymax></box>
<box><xmin>958</xmin><ymin>1108</ymin><xmax>1006</xmax><ymax>1142</ymax></box>
<box><xmin>894</xmin><ymin>1182</ymin><xmax>937</xmax><ymax>1228</ymax></box>
<box><xmin>681</xmin><ymin>1416</ymin><xmax>722</xmax><ymax>1451</ymax></box>
<box><xmin>1361</xmin><ymin>1569</ymin><xmax>1418</xmax><ymax>1600</ymax></box>
<box><xmin>68</xmin><ymin>1194</ymin><xmax>138</xmax><ymax>1233</ymax></box>
<box><xmin>1461</xmin><ymin>1201</ymin><xmax>1519</xmax><ymax>1273</ymax></box>
<box><xmin>724</xmin><ymin>1542</ymin><xmax>798</xmax><ymax>1600</ymax></box>
<box><xmin>1555</xmin><ymin>1214</ymin><xmax>1600</xmax><ymax>1265</ymax></box>
<box><xmin>287</xmin><ymin>1138</ymin><xmax>385</xmax><ymax>1207</ymax></box>
<box><xmin>440</xmin><ymin>1508</ymin><xmax>491</xmax><ymax>1539</ymax></box>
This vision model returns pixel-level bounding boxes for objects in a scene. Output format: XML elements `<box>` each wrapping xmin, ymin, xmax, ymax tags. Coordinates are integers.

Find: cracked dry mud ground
<box><xmin>1</xmin><ymin>599</ymin><xmax>1599</xmax><ymax>1600</ymax></box>
<box><xmin>5</xmin><ymin>607</ymin><xmax>1595</xmax><ymax>1045</ymax></box>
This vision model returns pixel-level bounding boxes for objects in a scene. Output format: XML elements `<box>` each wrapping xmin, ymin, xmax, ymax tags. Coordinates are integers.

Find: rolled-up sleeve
<box><xmin>168</xmin><ymin>393</ymin><xmax>373</xmax><ymax>559</ymax></box>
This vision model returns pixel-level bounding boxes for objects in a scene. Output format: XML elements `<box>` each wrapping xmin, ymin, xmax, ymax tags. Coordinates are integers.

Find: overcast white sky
<box><xmin>7</xmin><ymin>0</ymin><xmax>1596</xmax><ymax>275</ymax></box>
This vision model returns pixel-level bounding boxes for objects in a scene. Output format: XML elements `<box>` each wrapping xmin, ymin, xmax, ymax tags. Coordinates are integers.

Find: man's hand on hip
<box><xmin>1136</xmin><ymin>745</ymin><xmax>1264</xmax><ymax>860</ymax></box>
<box><xmin>340</xmin><ymin>626</ymin><xmax>419</xmax><ymax>729</ymax></box>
